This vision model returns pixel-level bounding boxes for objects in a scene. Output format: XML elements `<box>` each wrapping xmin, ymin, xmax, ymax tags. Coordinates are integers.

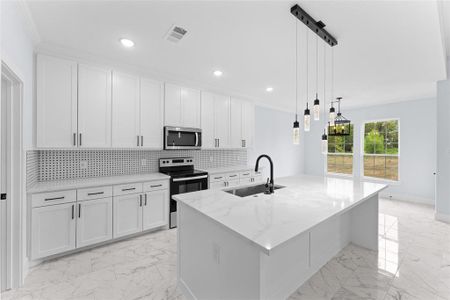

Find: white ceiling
<box><xmin>26</xmin><ymin>0</ymin><xmax>446</xmax><ymax>111</ymax></box>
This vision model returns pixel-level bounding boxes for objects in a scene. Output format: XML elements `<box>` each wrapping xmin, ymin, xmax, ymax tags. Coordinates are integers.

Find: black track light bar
<box><xmin>291</xmin><ymin>4</ymin><xmax>338</xmax><ymax>47</ymax></box>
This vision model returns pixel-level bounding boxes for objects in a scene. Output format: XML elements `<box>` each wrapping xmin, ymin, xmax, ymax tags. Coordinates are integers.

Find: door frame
<box><xmin>0</xmin><ymin>61</ymin><xmax>24</xmax><ymax>291</ymax></box>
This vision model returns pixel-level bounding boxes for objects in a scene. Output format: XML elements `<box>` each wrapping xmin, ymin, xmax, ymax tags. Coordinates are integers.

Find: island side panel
<box><xmin>350</xmin><ymin>194</ymin><xmax>379</xmax><ymax>251</ymax></box>
<box><xmin>177</xmin><ymin>202</ymin><xmax>261</xmax><ymax>300</ymax></box>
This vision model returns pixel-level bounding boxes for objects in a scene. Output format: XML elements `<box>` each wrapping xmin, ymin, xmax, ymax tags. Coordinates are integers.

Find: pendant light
<box><xmin>292</xmin><ymin>21</ymin><xmax>300</xmax><ymax>145</ymax></box>
<box><xmin>313</xmin><ymin>35</ymin><xmax>320</xmax><ymax>121</ymax></box>
<box><xmin>328</xmin><ymin>97</ymin><xmax>352</xmax><ymax>136</ymax></box>
<box><xmin>321</xmin><ymin>41</ymin><xmax>328</xmax><ymax>154</ymax></box>
<box><xmin>304</xmin><ymin>30</ymin><xmax>311</xmax><ymax>132</ymax></box>
<box><xmin>329</xmin><ymin>47</ymin><xmax>336</xmax><ymax>124</ymax></box>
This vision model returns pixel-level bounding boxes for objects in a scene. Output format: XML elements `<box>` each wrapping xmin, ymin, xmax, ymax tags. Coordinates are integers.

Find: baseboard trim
<box><xmin>379</xmin><ymin>192</ymin><xmax>434</xmax><ymax>205</ymax></box>
<box><xmin>435</xmin><ymin>212</ymin><xmax>450</xmax><ymax>224</ymax></box>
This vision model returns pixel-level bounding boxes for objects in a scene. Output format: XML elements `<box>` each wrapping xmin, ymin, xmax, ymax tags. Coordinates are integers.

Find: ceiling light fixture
<box><xmin>120</xmin><ymin>38</ymin><xmax>135</xmax><ymax>48</ymax></box>
<box><xmin>329</xmin><ymin>47</ymin><xmax>336</xmax><ymax>123</ymax></box>
<box><xmin>266</xmin><ymin>87</ymin><xmax>274</xmax><ymax>92</ymax></box>
<box><xmin>321</xmin><ymin>41</ymin><xmax>328</xmax><ymax>155</ymax></box>
<box><xmin>213</xmin><ymin>70</ymin><xmax>223</xmax><ymax>77</ymax></box>
<box><xmin>328</xmin><ymin>97</ymin><xmax>351</xmax><ymax>136</ymax></box>
<box><xmin>313</xmin><ymin>35</ymin><xmax>320</xmax><ymax>121</ymax></box>
<box><xmin>292</xmin><ymin>21</ymin><xmax>300</xmax><ymax>145</ymax></box>
<box><xmin>304</xmin><ymin>30</ymin><xmax>310</xmax><ymax>132</ymax></box>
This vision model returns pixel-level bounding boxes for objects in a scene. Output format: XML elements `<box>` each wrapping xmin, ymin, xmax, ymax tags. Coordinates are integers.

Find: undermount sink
<box><xmin>225</xmin><ymin>184</ymin><xmax>285</xmax><ymax>198</ymax></box>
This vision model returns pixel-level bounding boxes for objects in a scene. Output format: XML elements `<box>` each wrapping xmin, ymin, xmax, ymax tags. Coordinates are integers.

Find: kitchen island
<box><xmin>173</xmin><ymin>175</ymin><xmax>387</xmax><ymax>300</ymax></box>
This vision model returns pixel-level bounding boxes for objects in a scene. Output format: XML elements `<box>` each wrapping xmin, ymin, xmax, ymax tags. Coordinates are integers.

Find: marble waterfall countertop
<box><xmin>173</xmin><ymin>175</ymin><xmax>387</xmax><ymax>255</ymax></box>
<box><xmin>28</xmin><ymin>173</ymin><xmax>171</xmax><ymax>193</ymax></box>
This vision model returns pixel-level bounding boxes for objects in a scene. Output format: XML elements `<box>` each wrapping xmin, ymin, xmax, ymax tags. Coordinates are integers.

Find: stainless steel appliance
<box><xmin>159</xmin><ymin>157</ymin><xmax>208</xmax><ymax>228</ymax></box>
<box><xmin>164</xmin><ymin>126</ymin><xmax>202</xmax><ymax>150</ymax></box>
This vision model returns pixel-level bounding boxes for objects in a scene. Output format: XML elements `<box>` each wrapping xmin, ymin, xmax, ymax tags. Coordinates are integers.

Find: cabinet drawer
<box><xmin>78</xmin><ymin>186</ymin><xmax>113</xmax><ymax>201</ymax></box>
<box><xmin>226</xmin><ymin>173</ymin><xmax>240</xmax><ymax>180</ymax></box>
<box><xmin>239</xmin><ymin>171</ymin><xmax>252</xmax><ymax>178</ymax></box>
<box><xmin>113</xmin><ymin>183</ymin><xmax>143</xmax><ymax>196</ymax></box>
<box><xmin>209</xmin><ymin>181</ymin><xmax>227</xmax><ymax>190</ymax></box>
<box><xmin>143</xmin><ymin>180</ymin><xmax>168</xmax><ymax>192</ymax></box>
<box><xmin>32</xmin><ymin>190</ymin><xmax>77</xmax><ymax>208</ymax></box>
<box><xmin>210</xmin><ymin>174</ymin><xmax>227</xmax><ymax>183</ymax></box>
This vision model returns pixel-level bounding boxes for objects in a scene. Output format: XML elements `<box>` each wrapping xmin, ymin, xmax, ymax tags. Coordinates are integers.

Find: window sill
<box><xmin>362</xmin><ymin>176</ymin><xmax>400</xmax><ymax>185</ymax></box>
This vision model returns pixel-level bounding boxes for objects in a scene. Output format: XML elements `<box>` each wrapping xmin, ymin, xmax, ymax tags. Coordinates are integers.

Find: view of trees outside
<box><xmin>363</xmin><ymin>120</ymin><xmax>399</xmax><ymax>180</ymax></box>
<box><xmin>327</xmin><ymin>125</ymin><xmax>353</xmax><ymax>175</ymax></box>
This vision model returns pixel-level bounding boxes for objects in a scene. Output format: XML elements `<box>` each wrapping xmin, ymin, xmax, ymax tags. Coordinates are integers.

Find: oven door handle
<box><xmin>172</xmin><ymin>175</ymin><xmax>208</xmax><ymax>182</ymax></box>
<box><xmin>195</xmin><ymin>132</ymin><xmax>199</xmax><ymax>147</ymax></box>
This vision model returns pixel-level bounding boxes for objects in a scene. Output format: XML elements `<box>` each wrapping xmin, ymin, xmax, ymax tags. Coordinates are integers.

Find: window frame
<box><xmin>326</xmin><ymin>125</ymin><xmax>354</xmax><ymax>178</ymax></box>
<box><xmin>360</xmin><ymin>118</ymin><xmax>400</xmax><ymax>183</ymax></box>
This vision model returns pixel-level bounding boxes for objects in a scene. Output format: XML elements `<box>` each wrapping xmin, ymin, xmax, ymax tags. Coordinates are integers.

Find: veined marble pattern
<box><xmin>1</xmin><ymin>199</ymin><xmax>449</xmax><ymax>300</ymax></box>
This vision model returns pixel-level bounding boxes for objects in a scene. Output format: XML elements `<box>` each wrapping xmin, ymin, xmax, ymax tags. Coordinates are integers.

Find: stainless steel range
<box><xmin>159</xmin><ymin>157</ymin><xmax>208</xmax><ymax>228</ymax></box>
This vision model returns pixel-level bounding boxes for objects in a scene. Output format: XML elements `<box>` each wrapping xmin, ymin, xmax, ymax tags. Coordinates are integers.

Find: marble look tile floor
<box><xmin>1</xmin><ymin>199</ymin><xmax>449</xmax><ymax>300</ymax></box>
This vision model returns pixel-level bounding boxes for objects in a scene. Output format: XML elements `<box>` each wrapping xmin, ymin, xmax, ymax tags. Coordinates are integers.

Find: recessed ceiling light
<box><xmin>266</xmin><ymin>87</ymin><xmax>274</xmax><ymax>92</ymax></box>
<box><xmin>213</xmin><ymin>70</ymin><xmax>223</xmax><ymax>77</ymax></box>
<box><xmin>120</xmin><ymin>38</ymin><xmax>135</xmax><ymax>48</ymax></box>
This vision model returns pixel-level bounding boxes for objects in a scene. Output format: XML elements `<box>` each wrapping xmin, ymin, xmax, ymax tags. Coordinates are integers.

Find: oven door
<box><xmin>164</xmin><ymin>126</ymin><xmax>202</xmax><ymax>150</ymax></box>
<box><xmin>169</xmin><ymin>175</ymin><xmax>208</xmax><ymax>228</ymax></box>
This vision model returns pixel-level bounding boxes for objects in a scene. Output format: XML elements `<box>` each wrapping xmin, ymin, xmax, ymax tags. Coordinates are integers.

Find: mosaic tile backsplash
<box><xmin>27</xmin><ymin>149</ymin><xmax>247</xmax><ymax>184</ymax></box>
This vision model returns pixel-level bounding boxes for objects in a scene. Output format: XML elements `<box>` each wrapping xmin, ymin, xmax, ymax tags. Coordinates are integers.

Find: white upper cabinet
<box><xmin>230</xmin><ymin>98</ymin><xmax>255</xmax><ymax>148</ymax></box>
<box><xmin>201</xmin><ymin>92</ymin><xmax>230</xmax><ymax>148</ymax></box>
<box><xmin>230</xmin><ymin>98</ymin><xmax>243</xmax><ymax>148</ymax></box>
<box><xmin>37</xmin><ymin>55</ymin><xmax>78</xmax><ymax>148</ymax></box>
<box><xmin>78</xmin><ymin>64</ymin><xmax>112</xmax><ymax>148</ymax></box>
<box><xmin>112</xmin><ymin>71</ymin><xmax>140</xmax><ymax>147</ymax></box>
<box><xmin>165</xmin><ymin>84</ymin><xmax>201</xmax><ymax>128</ymax></box>
<box><xmin>140</xmin><ymin>78</ymin><xmax>163</xmax><ymax>148</ymax></box>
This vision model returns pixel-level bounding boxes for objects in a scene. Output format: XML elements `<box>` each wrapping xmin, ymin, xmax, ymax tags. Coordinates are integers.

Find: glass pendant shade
<box><xmin>293</xmin><ymin>119</ymin><xmax>300</xmax><ymax>145</ymax></box>
<box><xmin>304</xmin><ymin>104</ymin><xmax>311</xmax><ymax>132</ymax></box>
<box><xmin>321</xmin><ymin>132</ymin><xmax>328</xmax><ymax>154</ymax></box>
<box><xmin>329</xmin><ymin>106</ymin><xmax>336</xmax><ymax>123</ymax></box>
<box><xmin>313</xmin><ymin>97</ymin><xmax>320</xmax><ymax>121</ymax></box>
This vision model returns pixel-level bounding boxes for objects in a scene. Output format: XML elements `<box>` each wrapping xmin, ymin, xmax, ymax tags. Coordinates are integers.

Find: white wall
<box><xmin>248</xmin><ymin>106</ymin><xmax>304</xmax><ymax>179</ymax></box>
<box><xmin>1</xmin><ymin>0</ymin><xmax>37</xmax><ymax>283</ymax></box>
<box><xmin>437</xmin><ymin>79</ymin><xmax>450</xmax><ymax>220</ymax></box>
<box><xmin>303</xmin><ymin>98</ymin><xmax>437</xmax><ymax>205</ymax></box>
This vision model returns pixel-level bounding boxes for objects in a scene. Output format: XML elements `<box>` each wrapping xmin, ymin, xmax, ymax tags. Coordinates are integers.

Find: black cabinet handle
<box><xmin>243</xmin><ymin>173</ymin><xmax>250</xmax><ymax>176</ymax></box>
<box><xmin>122</xmin><ymin>188</ymin><xmax>136</xmax><ymax>192</ymax></box>
<box><xmin>150</xmin><ymin>184</ymin><xmax>162</xmax><ymax>188</ymax></box>
<box><xmin>71</xmin><ymin>204</ymin><xmax>74</xmax><ymax>219</ymax></box>
<box><xmin>45</xmin><ymin>196</ymin><xmax>65</xmax><ymax>201</ymax></box>
<box><xmin>73</xmin><ymin>133</ymin><xmax>77</xmax><ymax>146</ymax></box>
<box><xmin>141</xmin><ymin>136</ymin><xmax>144</xmax><ymax>147</ymax></box>
<box><xmin>137</xmin><ymin>135</ymin><xmax>140</xmax><ymax>146</ymax></box>
<box><xmin>78</xmin><ymin>204</ymin><xmax>81</xmax><ymax>218</ymax></box>
<box><xmin>145</xmin><ymin>194</ymin><xmax>147</xmax><ymax>206</ymax></box>
<box><xmin>79</xmin><ymin>133</ymin><xmax>82</xmax><ymax>146</ymax></box>
<box><xmin>229</xmin><ymin>175</ymin><xmax>237</xmax><ymax>178</ymax></box>
<box><xmin>87</xmin><ymin>191</ymin><xmax>104</xmax><ymax>196</ymax></box>
<box><xmin>214</xmin><ymin>176</ymin><xmax>223</xmax><ymax>180</ymax></box>
<box><xmin>139</xmin><ymin>194</ymin><xmax>143</xmax><ymax>207</ymax></box>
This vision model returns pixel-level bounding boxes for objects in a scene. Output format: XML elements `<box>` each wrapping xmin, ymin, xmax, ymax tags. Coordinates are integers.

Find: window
<box><xmin>327</xmin><ymin>125</ymin><xmax>354</xmax><ymax>175</ymax></box>
<box><xmin>363</xmin><ymin>120</ymin><xmax>399</xmax><ymax>181</ymax></box>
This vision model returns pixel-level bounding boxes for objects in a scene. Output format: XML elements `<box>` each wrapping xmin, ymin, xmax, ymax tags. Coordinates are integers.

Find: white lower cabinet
<box><xmin>208</xmin><ymin>170</ymin><xmax>264</xmax><ymax>190</ymax></box>
<box><xmin>113</xmin><ymin>193</ymin><xmax>143</xmax><ymax>238</ymax></box>
<box><xmin>143</xmin><ymin>190</ymin><xmax>168</xmax><ymax>231</ymax></box>
<box><xmin>31</xmin><ymin>202</ymin><xmax>76</xmax><ymax>259</ymax></box>
<box><xmin>77</xmin><ymin>197</ymin><xmax>113</xmax><ymax>248</ymax></box>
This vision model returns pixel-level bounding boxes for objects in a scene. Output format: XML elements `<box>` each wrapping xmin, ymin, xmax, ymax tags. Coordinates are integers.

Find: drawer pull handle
<box><xmin>229</xmin><ymin>175</ymin><xmax>237</xmax><ymax>177</ymax></box>
<box><xmin>45</xmin><ymin>196</ymin><xmax>65</xmax><ymax>201</ymax></box>
<box><xmin>214</xmin><ymin>176</ymin><xmax>223</xmax><ymax>179</ymax></box>
<box><xmin>243</xmin><ymin>173</ymin><xmax>250</xmax><ymax>175</ymax></box>
<box><xmin>87</xmin><ymin>192</ymin><xmax>104</xmax><ymax>196</ymax></box>
<box><xmin>150</xmin><ymin>184</ymin><xmax>162</xmax><ymax>188</ymax></box>
<box><xmin>122</xmin><ymin>188</ymin><xmax>136</xmax><ymax>192</ymax></box>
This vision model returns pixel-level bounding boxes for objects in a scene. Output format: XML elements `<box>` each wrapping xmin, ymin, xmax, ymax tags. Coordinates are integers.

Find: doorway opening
<box><xmin>0</xmin><ymin>62</ymin><xmax>24</xmax><ymax>292</ymax></box>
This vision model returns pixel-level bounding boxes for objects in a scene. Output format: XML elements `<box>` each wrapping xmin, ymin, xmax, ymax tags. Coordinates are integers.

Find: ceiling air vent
<box><xmin>165</xmin><ymin>25</ymin><xmax>188</xmax><ymax>43</ymax></box>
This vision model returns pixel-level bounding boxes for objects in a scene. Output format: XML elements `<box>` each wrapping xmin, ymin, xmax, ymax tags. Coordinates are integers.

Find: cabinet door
<box><xmin>140</xmin><ymin>78</ymin><xmax>163</xmax><ymax>148</ymax></box>
<box><xmin>31</xmin><ymin>203</ymin><xmax>76</xmax><ymax>259</ymax></box>
<box><xmin>113</xmin><ymin>194</ymin><xmax>142</xmax><ymax>238</ymax></box>
<box><xmin>112</xmin><ymin>72</ymin><xmax>140</xmax><ymax>147</ymax></box>
<box><xmin>78</xmin><ymin>64</ymin><xmax>112</xmax><ymax>148</ymax></box>
<box><xmin>230</xmin><ymin>98</ymin><xmax>243</xmax><ymax>148</ymax></box>
<box><xmin>77</xmin><ymin>198</ymin><xmax>113</xmax><ymax>248</ymax></box>
<box><xmin>37</xmin><ymin>55</ymin><xmax>77</xmax><ymax>147</ymax></box>
<box><xmin>164</xmin><ymin>83</ymin><xmax>181</xmax><ymax>126</ymax></box>
<box><xmin>227</xmin><ymin>179</ymin><xmax>240</xmax><ymax>188</ymax></box>
<box><xmin>200</xmin><ymin>92</ymin><xmax>216</xmax><ymax>148</ymax></box>
<box><xmin>242</xmin><ymin>101</ymin><xmax>255</xmax><ymax>148</ymax></box>
<box><xmin>181</xmin><ymin>87</ymin><xmax>201</xmax><ymax>128</ymax></box>
<box><xmin>142</xmin><ymin>190</ymin><xmax>168</xmax><ymax>230</ymax></box>
<box><xmin>214</xmin><ymin>94</ymin><xmax>231</xmax><ymax>148</ymax></box>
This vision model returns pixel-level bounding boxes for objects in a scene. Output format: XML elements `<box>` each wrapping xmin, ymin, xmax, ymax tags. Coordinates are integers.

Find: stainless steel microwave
<box><xmin>164</xmin><ymin>126</ymin><xmax>202</xmax><ymax>150</ymax></box>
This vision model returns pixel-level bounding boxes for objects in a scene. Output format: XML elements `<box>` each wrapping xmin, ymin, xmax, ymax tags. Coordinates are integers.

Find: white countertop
<box><xmin>199</xmin><ymin>165</ymin><xmax>257</xmax><ymax>175</ymax></box>
<box><xmin>28</xmin><ymin>173</ymin><xmax>170</xmax><ymax>193</ymax></box>
<box><xmin>173</xmin><ymin>175</ymin><xmax>387</xmax><ymax>255</ymax></box>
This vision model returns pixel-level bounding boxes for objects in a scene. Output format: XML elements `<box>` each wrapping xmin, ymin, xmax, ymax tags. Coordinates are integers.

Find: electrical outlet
<box><xmin>141</xmin><ymin>159</ymin><xmax>147</xmax><ymax>166</ymax></box>
<box><xmin>80</xmin><ymin>161</ymin><xmax>88</xmax><ymax>170</ymax></box>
